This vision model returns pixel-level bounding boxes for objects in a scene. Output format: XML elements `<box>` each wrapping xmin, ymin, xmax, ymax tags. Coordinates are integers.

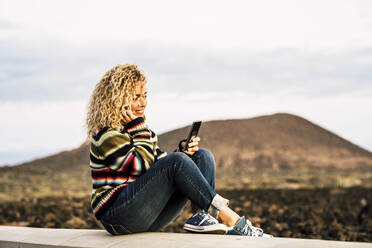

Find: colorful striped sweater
<box><xmin>89</xmin><ymin>117</ymin><xmax>167</xmax><ymax>219</ymax></box>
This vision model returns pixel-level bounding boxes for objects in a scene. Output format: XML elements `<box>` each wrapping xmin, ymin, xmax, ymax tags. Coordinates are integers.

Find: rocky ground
<box><xmin>0</xmin><ymin>187</ymin><xmax>371</xmax><ymax>242</ymax></box>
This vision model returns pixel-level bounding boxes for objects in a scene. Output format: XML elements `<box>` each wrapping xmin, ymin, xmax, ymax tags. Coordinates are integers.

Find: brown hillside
<box><xmin>0</xmin><ymin>142</ymin><xmax>92</xmax><ymax>200</ymax></box>
<box><xmin>158</xmin><ymin>113</ymin><xmax>372</xmax><ymax>171</ymax></box>
<box><xmin>0</xmin><ymin>112</ymin><xmax>371</xmax><ymax>200</ymax></box>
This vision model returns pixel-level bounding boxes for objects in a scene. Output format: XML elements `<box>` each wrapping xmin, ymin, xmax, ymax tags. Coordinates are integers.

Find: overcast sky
<box><xmin>1</xmin><ymin>0</ymin><xmax>371</xmax><ymax>166</ymax></box>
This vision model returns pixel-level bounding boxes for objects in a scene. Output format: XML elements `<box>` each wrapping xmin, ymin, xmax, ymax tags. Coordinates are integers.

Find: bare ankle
<box><xmin>217</xmin><ymin>206</ymin><xmax>241</xmax><ymax>227</ymax></box>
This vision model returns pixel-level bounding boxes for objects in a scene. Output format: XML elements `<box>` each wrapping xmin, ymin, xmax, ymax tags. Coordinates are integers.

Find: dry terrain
<box><xmin>0</xmin><ymin>113</ymin><xmax>371</xmax><ymax>241</ymax></box>
<box><xmin>0</xmin><ymin>188</ymin><xmax>370</xmax><ymax>242</ymax></box>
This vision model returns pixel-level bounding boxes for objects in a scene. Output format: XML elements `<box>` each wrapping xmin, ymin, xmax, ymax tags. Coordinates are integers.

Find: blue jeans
<box><xmin>100</xmin><ymin>148</ymin><xmax>229</xmax><ymax>235</ymax></box>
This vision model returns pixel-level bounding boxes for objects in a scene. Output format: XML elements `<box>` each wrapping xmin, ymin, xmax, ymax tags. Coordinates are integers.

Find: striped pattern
<box><xmin>89</xmin><ymin>117</ymin><xmax>167</xmax><ymax>219</ymax></box>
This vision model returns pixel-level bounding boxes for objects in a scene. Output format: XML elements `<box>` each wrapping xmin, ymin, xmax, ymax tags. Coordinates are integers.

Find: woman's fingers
<box><xmin>187</xmin><ymin>144</ymin><xmax>199</xmax><ymax>152</ymax></box>
<box><xmin>122</xmin><ymin>110</ymin><xmax>137</xmax><ymax>123</ymax></box>
<box><xmin>126</xmin><ymin>110</ymin><xmax>137</xmax><ymax>120</ymax></box>
<box><xmin>182</xmin><ymin>136</ymin><xmax>200</xmax><ymax>155</ymax></box>
<box><xmin>184</xmin><ymin>146</ymin><xmax>199</xmax><ymax>156</ymax></box>
<box><xmin>125</xmin><ymin>112</ymin><xmax>133</xmax><ymax>122</ymax></box>
<box><xmin>188</xmin><ymin>142</ymin><xmax>198</xmax><ymax>148</ymax></box>
<box><xmin>188</xmin><ymin>137</ymin><xmax>200</xmax><ymax>148</ymax></box>
<box><xmin>122</xmin><ymin>112</ymin><xmax>130</xmax><ymax>123</ymax></box>
<box><xmin>189</xmin><ymin>136</ymin><xmax>200</xmax><ymax>143</ymax></box>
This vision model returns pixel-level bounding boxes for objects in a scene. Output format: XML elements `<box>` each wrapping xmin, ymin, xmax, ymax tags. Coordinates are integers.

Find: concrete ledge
<box><xmin>0</xmin><ymin>226</ymin><xmax>371</xmax><ymax>248</ymax></box>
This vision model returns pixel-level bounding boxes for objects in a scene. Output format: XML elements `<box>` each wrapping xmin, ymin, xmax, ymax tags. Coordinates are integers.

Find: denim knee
<box><xmin>163</xmin><ymin>152</ymin><xmax>193</xmax><ymax>171</ymax></box>
<box><xmin>167</xmin><ymin>151</ymin><xmax>191</xmax><ymax>163</ymax></box>
<box><xmin>197</xmin><ymin>148</ymin><xmax>215</xmax><ymax>161</ymax></box>
<box><xmin>193</xmin><ymin>148</ymin><xmax>215</xmax><ymax>170</ymax></box>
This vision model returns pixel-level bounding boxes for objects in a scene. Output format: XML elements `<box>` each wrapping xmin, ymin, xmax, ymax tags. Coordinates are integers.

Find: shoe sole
<box><xmin>183</xmin><ymin>223</ymin><xmax>227</xmax><ymax>234</ymax></box>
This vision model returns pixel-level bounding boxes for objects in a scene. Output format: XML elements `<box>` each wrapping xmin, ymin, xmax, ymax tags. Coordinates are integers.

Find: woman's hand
<box><xmin>121</xmin><ymin>109</ymin><xmax>138</xmax><ymax>124</ymax></box>
<box><xmin>183</xmin><ymin>136</ymin><xmax>200</xmax><ymax>156</ymax></box>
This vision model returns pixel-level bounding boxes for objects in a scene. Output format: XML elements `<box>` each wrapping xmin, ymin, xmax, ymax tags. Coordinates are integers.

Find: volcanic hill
<box><xmin>159</xmin><ymin>113</ymin><xmax>371</xmax><ymax>171</ymax></box>
<box><xmin>0</xmin><ymin>113</ymin><xmax>371</xmax><ymax>200</ymax></box>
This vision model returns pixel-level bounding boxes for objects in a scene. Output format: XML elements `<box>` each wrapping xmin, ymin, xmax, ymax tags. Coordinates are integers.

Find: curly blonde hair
<box><xmin>85</xmin><ymin>64</ymin><xmax>146</xmax><ymax>139</ymax></box>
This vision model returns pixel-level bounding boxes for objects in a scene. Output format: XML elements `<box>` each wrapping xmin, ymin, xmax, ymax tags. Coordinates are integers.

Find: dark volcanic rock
<box><xmin>0</xmin><ymin>187</ymin><xmax>371</xmax><ymax>242</ymax></box>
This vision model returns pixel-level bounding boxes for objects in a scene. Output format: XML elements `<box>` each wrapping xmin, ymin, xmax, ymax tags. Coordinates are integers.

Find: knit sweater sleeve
<box><xmin>150</xmin><ymin>130</ymin><xmax>167</xmax><ymax>162</ymax></box>
<box><xmin>90</xmin><ymin>117</ymin><xmax>158</xmax><ymax>171</ymax></box>
<box><xmin>124</xmin><ymin>117</ymin><xmax>158</xmax><ymax>169</ymax></box>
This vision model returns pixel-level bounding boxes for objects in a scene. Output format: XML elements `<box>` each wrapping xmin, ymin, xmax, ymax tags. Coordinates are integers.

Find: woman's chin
<box><xmin>134</xmin><ymin>113</ymin><xmax>144</xmax><ymax>118</ymax></box>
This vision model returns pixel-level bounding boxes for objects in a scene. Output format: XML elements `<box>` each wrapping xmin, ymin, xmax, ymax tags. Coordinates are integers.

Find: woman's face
<box><xmin>130</xmin><ymin>82</ymin><xmax>147</xmax><ymax>117</ymax></box>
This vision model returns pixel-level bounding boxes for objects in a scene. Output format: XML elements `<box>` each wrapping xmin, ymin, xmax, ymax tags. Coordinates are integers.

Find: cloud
<box><xmin>1</xmin><ymin>39</ymin><xmax>371</xmax><ymax>103</ymax></box>
<box><xmin>0</xmin><ymin>19</ymin><xmax>13</xmax><ymax>29</ymax></box>
<box><xmin>2</xmin><ymin>0</ymin><xmax>372</xmax><ymax>49</ymax></box>
<box><xmin>146</xmin><ymin>89</ymin><xmax>372</xmax><ymax>153</ymax></box>
<box><xmin>1</xmin><ymin>0</ymin><xmax>372</xmax><ymax>165</ymax></box>
<box><xmin>0</xmin><ymin>99</ymin><xmax>88</xmax><ymax>165</ymax></box>
<box><xmin>1</xmin><ymin>85</ymin><xmax>371</xmax><ymax>166</ymax></box>
<box><xmin>1</xmin><ymin>44</ymin><xmax>372</xmax><ymax>166</ymax></box>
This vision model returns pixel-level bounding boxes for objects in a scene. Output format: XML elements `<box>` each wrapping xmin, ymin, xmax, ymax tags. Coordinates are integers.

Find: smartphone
<box><xmin>182</xmin><ymin>121</ymin><xmax>202</xmax><ymax>151</ymax></box>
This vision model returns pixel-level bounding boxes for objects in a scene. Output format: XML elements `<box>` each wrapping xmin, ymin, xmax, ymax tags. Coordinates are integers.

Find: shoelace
<box><xmin>198</xmin><ymin>212</ymin><xmax>219</xmax><ymax>226</ymax></box>
<box><xmin>241</xmin><ymin>219</ymin><xmax>264</xmax><ymax>237</ymax></box>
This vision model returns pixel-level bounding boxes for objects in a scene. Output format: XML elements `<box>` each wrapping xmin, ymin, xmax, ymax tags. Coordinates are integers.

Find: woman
<box><xmin>86</xmin><ymin>64</ymin><xmax>272</xmax><ymax>237</ymax></box>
